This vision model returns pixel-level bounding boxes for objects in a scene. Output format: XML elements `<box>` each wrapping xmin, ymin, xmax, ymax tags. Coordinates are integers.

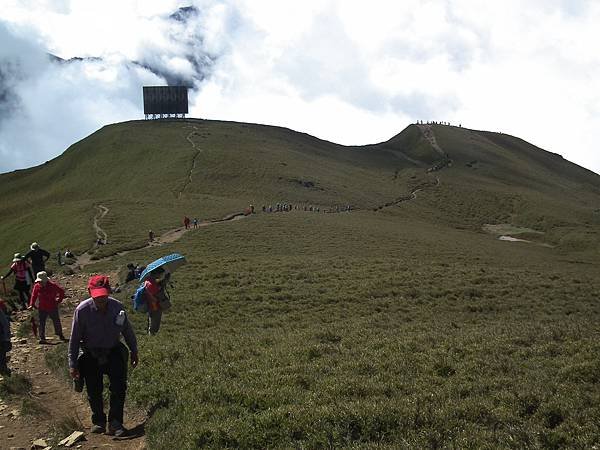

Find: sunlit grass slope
<box><xmin>83</xmin><ymin>210</ymin><xmax>600</xmax><ymax>449</ymax></box>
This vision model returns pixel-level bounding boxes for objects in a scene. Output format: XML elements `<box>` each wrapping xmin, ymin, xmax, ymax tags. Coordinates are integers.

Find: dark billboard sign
<box><xmin>143</xmin><ymin>86</ymin><xmax>189</xmax><ymax>115</ymax></box>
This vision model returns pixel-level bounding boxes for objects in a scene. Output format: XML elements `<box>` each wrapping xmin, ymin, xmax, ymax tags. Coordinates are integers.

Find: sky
<box><xmin>1</xmin><ymin>0</ymin><xmax>600</xmax><ymax>174</ymax></box>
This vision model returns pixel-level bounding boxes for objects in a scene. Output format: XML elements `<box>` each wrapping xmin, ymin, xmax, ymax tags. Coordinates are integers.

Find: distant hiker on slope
<box><xmin>184</xmin><ymin>216</ymin><xmax>190</xmax><ymax>229</ymax></box>
<box><xmin>144</xmin><ymin>267</ymin><xmax>170</xmax><ymax>335</ymax></box>
<box><xmin>29</xmin><ymin>271</ymin><xmax>67</xmax><ymax>344</ymax></box>
<box><xmin>0</xmin><ymin>300</ymin><xmax>12</xmax><ymax>376</ymax></box>
<box><xmin>68</xmin><ymin>275</ymin><xmax>138</xmax><ymax>437</ymax></box>
<box><xmin>148</xmin><ymin>230</ymin><xmax>154</xmax><ymax>243</ymax></box>
<box><xmin>125</xmin><ymin>264</ymin><xmax>137</xmax><ymax>283</ymax></box>
<box><xmin>2</xmin><ymin>253</ymin><xmax>34</xmax><ymax>310</ymax></box>
<box><xmin>193</xmin><ymin>218</ymin><xmax>198</xmax><ymax>228</ymax></box>
<box><xmin>25</xmin><ymin>242</ymin><xmax>50</xmax><ymax>277</ymax></box>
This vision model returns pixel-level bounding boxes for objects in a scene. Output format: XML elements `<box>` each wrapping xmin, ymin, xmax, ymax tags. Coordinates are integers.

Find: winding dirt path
<box><xmin>93</xmin><ymin>205</ymin><xmax>109</xmax><ymax>243</ymax></box>
<box><xmin>417</xmin><ymin>124</ymin><xmax>446</xmax><ymax>158</ymax></box>
<box><xmin>178</xmin><ymin>125</ymin><xmax>203</xmax><ymax>199</ymax></box>
<box><xmin>74</xmin><ymin>209</ymin><xmax>248</xmax><ymax>270</ymax></box>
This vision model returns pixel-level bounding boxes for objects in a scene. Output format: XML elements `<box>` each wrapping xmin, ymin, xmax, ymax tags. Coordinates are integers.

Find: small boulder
<box><xmin>58</xmin><ymin>431</ymin><xmax>85</xmax><ymax>447</ymax></box>
<box><xmin>31</xmin><ymin>439</ymin><xmax>49</xmax><ymax>449</ymax></box>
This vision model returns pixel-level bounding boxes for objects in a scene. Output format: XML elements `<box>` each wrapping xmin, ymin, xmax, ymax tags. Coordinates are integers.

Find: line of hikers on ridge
<box><xmin>261</xmin><ymin>203</ymin><xmax>352</xmax><ymax>213</ymax></box>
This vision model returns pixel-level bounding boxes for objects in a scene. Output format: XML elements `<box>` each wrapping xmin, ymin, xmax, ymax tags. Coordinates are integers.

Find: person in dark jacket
<box><xmin>25</xmin><ymin>242</ymin><xmax>50</xmax><ymax>277</ymax></box>
<box><xmin>0</xmin><ymin>301</ymin><xmax>12</xmax><ymax>376</ymax></box>
<box><xmin>1</xmin><ymin>253</ymin><xmax>34</xmax><ymax>310</ymax></box>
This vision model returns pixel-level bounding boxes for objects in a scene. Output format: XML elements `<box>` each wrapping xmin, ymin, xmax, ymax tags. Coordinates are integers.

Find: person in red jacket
<box><xmin>29</xmin><ymin>271</ymin><xmax>67</xmax><ymax>344</ymax></box>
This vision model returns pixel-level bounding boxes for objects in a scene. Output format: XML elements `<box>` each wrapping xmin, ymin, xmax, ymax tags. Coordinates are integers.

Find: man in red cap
<box><xmin>68</xmin><ymin>275</ymin><xmax>138</xmax><ymax>437</ymax></box>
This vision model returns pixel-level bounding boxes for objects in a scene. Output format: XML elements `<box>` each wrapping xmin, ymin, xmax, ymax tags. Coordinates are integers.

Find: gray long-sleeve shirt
<box><xmin>68</xmin><ymin>297</ymin><xmax>138</xmax><ymax>369</ymax></box>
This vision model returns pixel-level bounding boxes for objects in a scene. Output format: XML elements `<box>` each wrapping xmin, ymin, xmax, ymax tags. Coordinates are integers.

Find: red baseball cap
<box><xmin>88</xmin><ymin>275</ymin><xmax>111</xmax><ymax>298</ymax></box>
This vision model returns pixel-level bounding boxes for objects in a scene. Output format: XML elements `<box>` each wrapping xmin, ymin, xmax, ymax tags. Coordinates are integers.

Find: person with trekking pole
<box><xmin>68</xmin><ymin>275</ymin><xmax>138</xmax><ymax>437</ymax></box>
<box><xmin>2</xmin><ymin>253</ymin><xmax>34</xmax><ymax>310</ymax></box>
<box><xmin>29</xmin><ymin>271</ymin><xmax>67</xmax><ymax>344</ymax></box>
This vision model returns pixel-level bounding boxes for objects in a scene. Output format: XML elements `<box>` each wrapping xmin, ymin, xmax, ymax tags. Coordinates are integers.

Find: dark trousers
<box><xmin>0</xmin><ymin>346</ymin><xmax>7</xmax><ymax>372</ymax></box>
<box><xmin>38</xmin><ymin>309</ymin><xmax>63</xmax><ymax>340</ymax></box>
<box><xmin>147</xmin><ymin>309</ymin><xmax>162</xmax><ymax>335</ymax></box>
<box><xmin>79</xmin><ymin>344</ymin><xmax>128</xmax><ymax>426</ymax></box>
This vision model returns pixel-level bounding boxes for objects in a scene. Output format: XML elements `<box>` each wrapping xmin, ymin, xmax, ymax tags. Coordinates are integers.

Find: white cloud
<box><xmin>1</xmin><ymin>0</ymin><xmax>600</xmax><ymax>174</ymax></box>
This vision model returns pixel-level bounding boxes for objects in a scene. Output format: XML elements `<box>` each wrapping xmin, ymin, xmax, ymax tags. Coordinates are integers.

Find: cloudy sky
<box><xmin>1</xmin><ymin>0</ymin><xmax>599</xmax><ymax>174</ymax></box>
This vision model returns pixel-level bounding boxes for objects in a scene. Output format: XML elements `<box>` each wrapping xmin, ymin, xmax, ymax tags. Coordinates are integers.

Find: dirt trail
<box><xmin>417</xmin><ymin>124</ymin><xmax>446</xmax><ymax>158</ymax></box>
<box><xmin>94</xmin><ymin>205</ymin><xmax>109</xmax><ymax>243</ymax></box>
<box><xmin>0</xmin><ymin>272</ymin><xmax>146</xmax><ymax>449</ymax></box>
<box><xmin>74</xmin><ymin>209</ymin><xmax>247</xmax><ymax>270</ymax></box>
<box><xmin>178</xmin><ymin>125</ymin><xmax>203</xmax><ymax>199</ymax></box>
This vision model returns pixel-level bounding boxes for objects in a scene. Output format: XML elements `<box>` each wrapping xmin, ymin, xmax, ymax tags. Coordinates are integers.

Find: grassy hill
<box><xmin>2</xmin><ymin>119</ymin><xmax>599</xmax><ymax>260</ymax></box>
<box><xmin>2</xmin><ymin>119</ymin><xmax>600</xmax><ymax>448</ymax></box>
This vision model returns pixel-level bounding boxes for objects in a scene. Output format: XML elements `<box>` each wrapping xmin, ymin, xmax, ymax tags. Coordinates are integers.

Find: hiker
<box><xmin>183</xmin><ymin>216</ymin><xmax>190</xmax><ymax>229</ymax></box>
<box><xmin>25</xmin><ymin>242</ymin><xmax>50</xmax><ymax>276</ymax></box>
<box><xmin>1</xmin><ymin>253</ymin><xmax>34</xmax><ymax>310</ymax></box>
<box><xmin>148</xmin><ymin>230</ymin><xmax>154</xmax><ymax>242</ymax></box>
<box><xmin>144</xmin><ymin>267</ymin><xmax>170</xmax><ymax>335</ymax></box>
<box><xmin>64</xmin><ymin>249</ymin><xmax>74</xmax><ymax>259</ymax></box>
<box><xmin>29</xmin><ymin>271</ymin><xmax>66</xmax><ymax>344</ymax></box>
<box><xmin>125</xmin><ymin>264</ymin><xmax>137</xmax><ymax>283</ymax></box>
<box><xmin>68</xmin><ymin>275</ymin><xmax>138</xmax><ymax>437</ymax></box>
<box><xmin>0</xmin><ymin>301</ymin><xmax>12</xmax><ymax>376</ymax></box>
<box><xmin>193</xmin><ymin>218</ymin><xmax>198</xmax><ymax>228</ymax></box>
<box><xmin>57</xmin><ymin>251</ymin><xmax>62</xmax><ymax>266</ymax></box>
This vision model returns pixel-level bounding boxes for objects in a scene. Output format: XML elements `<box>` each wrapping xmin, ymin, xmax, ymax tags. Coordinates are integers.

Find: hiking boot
<box><xmin>107</xmin><ymin>421</ymin><xmax>126</xmax><ymax>437</ymax></box>
<box><xmin>90</xmin><ymin>424</ymin><xmax>106</xmax><ymax>434</ymax></box>
<box><xmin>59</xmin><ymin>335</ymin><xmax>69</xmax><ymax>342</ymax></box>
<box><xmin>38</xmin><ymin>339</ymin><xmax>49</xmax><ymax>344</ymax></box>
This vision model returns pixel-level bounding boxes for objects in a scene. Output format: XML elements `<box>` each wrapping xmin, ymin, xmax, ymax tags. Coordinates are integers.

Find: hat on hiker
<box><xmin>88</xmin><ymin>275</ymin><xmax>111</xmax><ymax>298</ymax></box>
<box><xmin>35</xmin><ymin>271</ymin><xmax>48</xmax><ymax>283</ymax></box>
<box><xmin>30</xmin><ymin>242</ymin><xmax>39</xmax><ymax>250</ymax></box>
<box><xmin>12</xmin><ymin>253</ymin><xmax>23</xmax><ymax>262</ymax></box>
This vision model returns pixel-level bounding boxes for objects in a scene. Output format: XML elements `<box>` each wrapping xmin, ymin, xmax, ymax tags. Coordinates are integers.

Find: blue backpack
<box><xmin>131</xmin><ymin>283</ymin><xmax>148</xmax><ymax>313</ymax></box>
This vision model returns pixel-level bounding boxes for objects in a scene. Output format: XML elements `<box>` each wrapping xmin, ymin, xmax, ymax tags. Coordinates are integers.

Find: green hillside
<box><xmin>2</xmin><ymin>119</ymin><xmax>599</xmax><ymax>260</ymax></box>
<box><xmin>2</xmin><ymin>119</ymin><xmax>600</xmax><ymax>448</ymax></box>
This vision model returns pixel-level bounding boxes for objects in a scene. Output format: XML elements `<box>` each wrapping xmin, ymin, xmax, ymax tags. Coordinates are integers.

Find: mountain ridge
<box><xmin>1</xmin><ymin>118</ymin><xmax>599</xmax><ymax>259</ymax></box>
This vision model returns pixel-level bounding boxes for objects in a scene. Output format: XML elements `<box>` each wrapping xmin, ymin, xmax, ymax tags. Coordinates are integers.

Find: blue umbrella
<box><xmin>139</xmin><ymin>253</ymin><xmax>187</xmax><ymax>282</ymax></box>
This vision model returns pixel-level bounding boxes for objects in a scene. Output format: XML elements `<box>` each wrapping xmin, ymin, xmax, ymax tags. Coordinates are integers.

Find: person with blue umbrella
<box><xmin>139</xmin><ymin>253</ymin><xmax>186</xmax><ymax>335</ymax></box>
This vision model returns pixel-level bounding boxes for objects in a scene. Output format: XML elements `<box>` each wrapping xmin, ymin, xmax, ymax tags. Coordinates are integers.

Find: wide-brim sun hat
<box><xmin>12</xmin><ymin>253</ymin><xmax>23</xmax><ymax>262</ymax></box>
<box><xmin>35</xmin><ymin>271</ymin><xmax>48</xmax><ymax>283</ymax></box>
<box><xmin>30</xmin><ymin>242</ymin><xmax>39</xmax><ymax>250</ymax></box>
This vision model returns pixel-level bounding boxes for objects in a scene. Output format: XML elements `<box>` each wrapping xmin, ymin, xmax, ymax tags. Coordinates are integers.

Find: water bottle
<box><xmin>115</xmin><ymin>310</ymin><xmax>126</xmax><ymax>326</ymax></box>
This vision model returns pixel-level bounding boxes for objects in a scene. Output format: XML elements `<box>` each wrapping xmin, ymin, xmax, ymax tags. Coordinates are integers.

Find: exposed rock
<box><xmin>58</xmin><ymin>431</ymin><xmax>85</xmax><ymax>447</ymax></box>
<box><xmin>31</xmin><ymin>438</ymin><xmax>49</xmax><ymax>448</ymax></box>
